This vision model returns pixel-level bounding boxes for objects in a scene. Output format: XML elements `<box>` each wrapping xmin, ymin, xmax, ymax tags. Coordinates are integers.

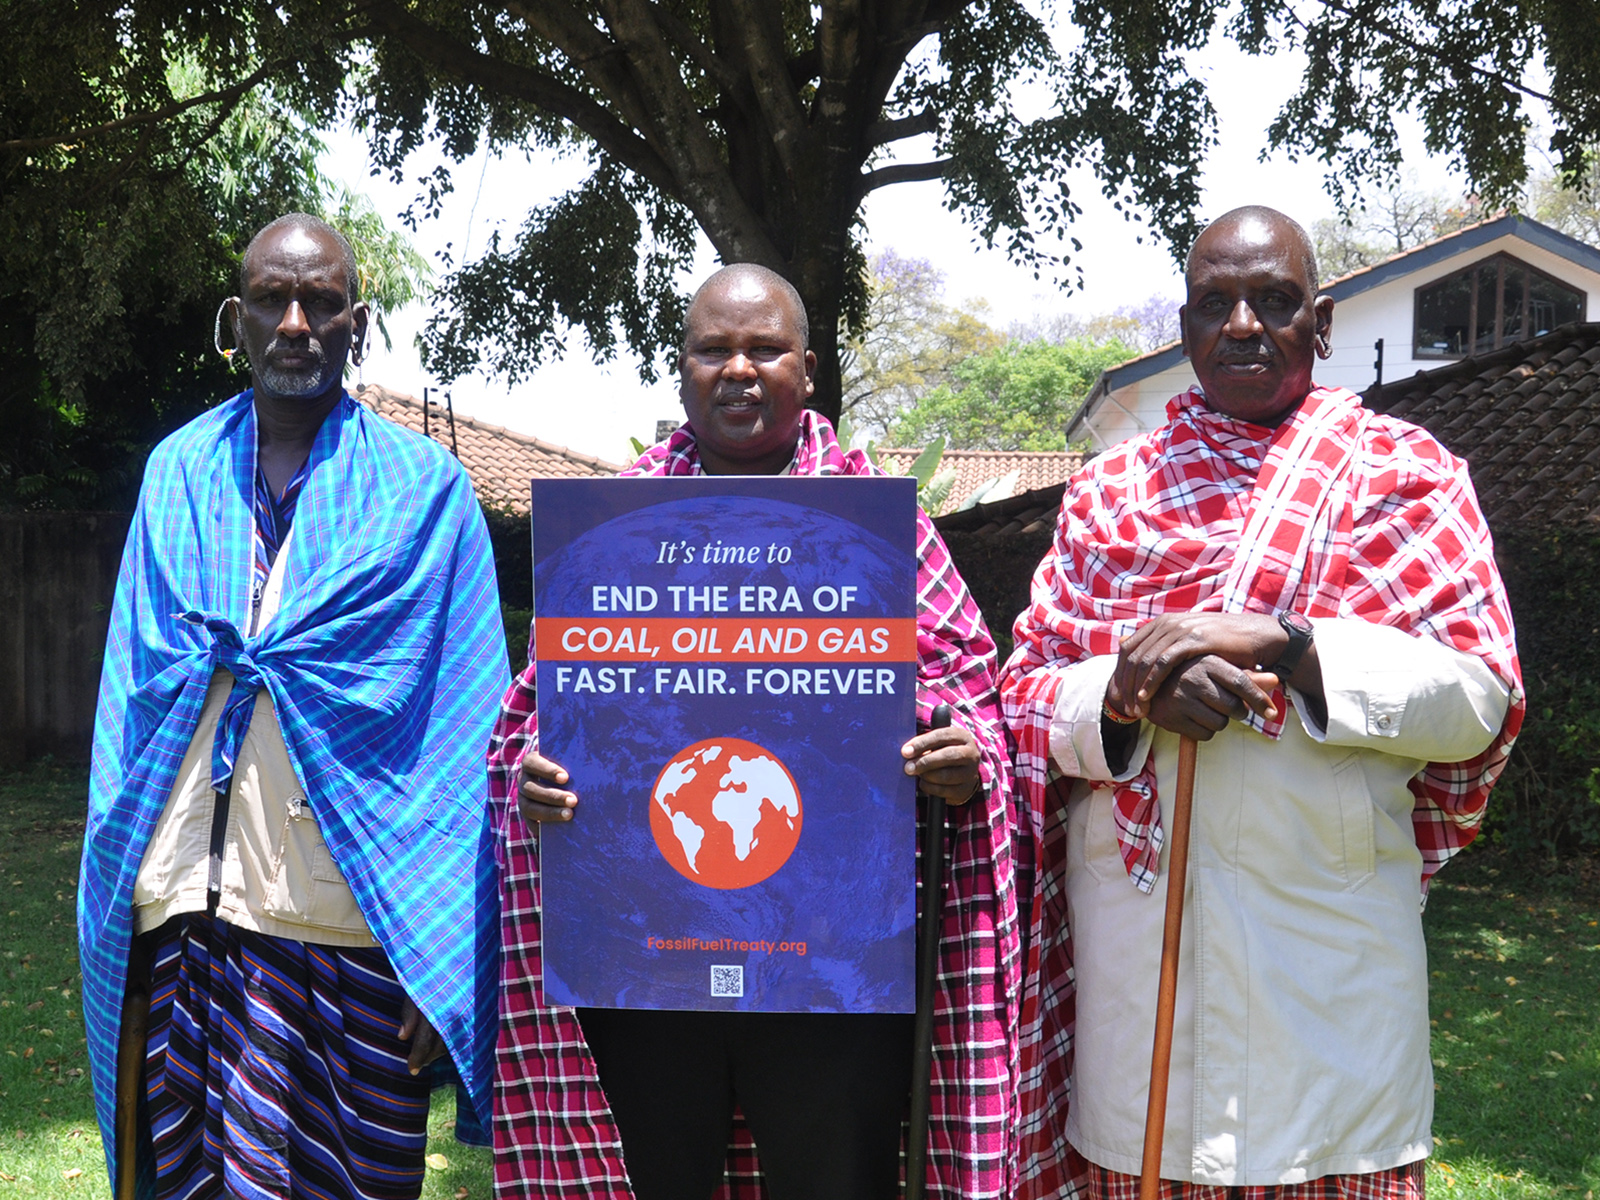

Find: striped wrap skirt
<box><xmin>143</xmin><ymin>914</ymin><xmax>432</xmax><ymax>1200</ymax></box>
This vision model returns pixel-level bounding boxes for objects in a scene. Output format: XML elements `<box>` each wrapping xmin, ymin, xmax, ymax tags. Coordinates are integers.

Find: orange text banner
<box><xmin>536</xmin><ymin>617</ymin><xmax>917</xmax><ymax>663</ymax></box>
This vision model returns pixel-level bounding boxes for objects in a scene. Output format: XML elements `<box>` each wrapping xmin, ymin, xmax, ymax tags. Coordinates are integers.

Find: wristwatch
<box><xmin>1269</xmin><ymin>611</ymin><xmax>1314</xmax><ymax>683</ymax></box>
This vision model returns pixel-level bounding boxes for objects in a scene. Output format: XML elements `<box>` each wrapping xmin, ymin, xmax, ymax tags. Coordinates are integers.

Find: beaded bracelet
<box><xmin>1102</xmin><ymin>698</ymin><xmax>1141</xmax><ymax>725</ymax></box>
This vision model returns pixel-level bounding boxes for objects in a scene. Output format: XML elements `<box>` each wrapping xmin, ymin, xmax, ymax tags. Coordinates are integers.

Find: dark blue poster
<box><xmin>531</xmin><ymin>476</ymin><xmax>919</xmax><ymax>1014</ymax></box>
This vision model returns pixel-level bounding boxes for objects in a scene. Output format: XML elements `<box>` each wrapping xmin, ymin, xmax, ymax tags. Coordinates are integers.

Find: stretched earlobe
<box><xmin>214</xmin><ymin>298</ymin><xmax>244</xmax><ymax>366</ymax></box>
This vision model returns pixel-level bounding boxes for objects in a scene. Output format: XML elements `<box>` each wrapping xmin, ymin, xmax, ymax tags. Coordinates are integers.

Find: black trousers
<box><xmin>576</xmin><ymin>1007</ymin><xmax>915</xmax><ymax>1200</ymax></box>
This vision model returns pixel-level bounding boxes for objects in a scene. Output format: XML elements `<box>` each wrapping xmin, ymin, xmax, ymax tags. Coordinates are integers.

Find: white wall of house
<box><xmin>1324</xmin><ymin>233</ymin><xmax>1600</xmax><ymax>390</ymax></box>
<box><xmin>1076</xmin><ymin>227</ymin><xmax>1600</xmax><ymax>452</ymax></box>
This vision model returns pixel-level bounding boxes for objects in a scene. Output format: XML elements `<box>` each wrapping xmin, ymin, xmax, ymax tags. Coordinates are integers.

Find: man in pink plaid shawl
<box><xmin>1001</xmin><ymin>207</ymin><xmax>1522</xmax><ymax>1200</ymax></box>
<box><xmin>487</xmin><ymin>264</ymin><xmax>1024</xmax><ymax>1200</ymax></box>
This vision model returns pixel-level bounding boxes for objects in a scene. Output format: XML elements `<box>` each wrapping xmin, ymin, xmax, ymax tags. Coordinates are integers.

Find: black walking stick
<box><xmin>906</xmin><ymin>702</ymin><xmax>952</xmax><ymax>1200</ymax></box>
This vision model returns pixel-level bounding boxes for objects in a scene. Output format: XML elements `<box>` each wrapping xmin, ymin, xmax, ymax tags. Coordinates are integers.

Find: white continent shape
<box><xmin>712</xmin><ymin>755</ymin><xmax>800</xmax><ymax>862</ymax></box>
<box><xmin>654</xmin><ymin>756</ymin><xmax>706</xmax><ymax>871</ymax></box>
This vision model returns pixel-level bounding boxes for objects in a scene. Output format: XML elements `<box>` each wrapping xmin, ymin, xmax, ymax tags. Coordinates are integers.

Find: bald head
<box><xmin>1179</xmin><ymin>204</ymin><xmax>1334</xmax><ymax>425</ymax></box>
<box><xmin>241</xmin><ymin>213</ymin><xmax>360</xmax><ymax>304</ymax></box>
<box><xmin>1187</xmin><ymin>206</ymin><xmax>1319</xmax><ymax>295</ymax></box>
<box><xmin>683</xmin><ymin>264</ymin><xmax>809</xmax><ymax>354</ymax></box>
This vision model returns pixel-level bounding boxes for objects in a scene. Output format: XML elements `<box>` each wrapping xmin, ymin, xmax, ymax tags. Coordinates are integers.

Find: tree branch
<box><xmin>1300</xmin><ymin>0</ymin><xmax>1566</xmax><ymax>114</ymax></box>
<box><xmin>719</xmin><ymin>0</ymin><xmax>813</xmax><ymax>179</ymax></box>
<box><xmin>868</xmin><ymin>109</ymin><xmax>938</xmax><ymax>147</ymax></box>
<box><xmin>594</xmin><ymin>0</ymin><xmax>784</xmax><ymax>265</ymax></box>
<box><xmin>646</xmin><ymin>1</ymin><xmax>744</xmax><ymax>94</ymax></box>
<box><xmin>0</xmin><ymin>59</ymin><xmax>286</xmax><ymax>154</ymax></box>
<box><xmin>358</xmin><ymin>1</ymin><xmax>678</xmax><ymax>195</ymax></box>
<box><xmin>500</xmin><ymin>0</ymin><xmax>657</xmax><ymax>134</ymax></box>
<box><xmin>857</xmin><ymin>157</ymin><xmax>953</xmax><ymax>196</ymax></box>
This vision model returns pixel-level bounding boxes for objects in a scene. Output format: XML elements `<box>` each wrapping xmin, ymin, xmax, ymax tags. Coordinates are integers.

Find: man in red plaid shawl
<box><xmin>1001</xmin><ymin>207</ymin><xmax>1522</xmax><ymax>1200</ymax></box>
<box><xmin>487</xmin><ymin>264</ymin><xmax>1024</xmax><ymax>1200</ymax></box>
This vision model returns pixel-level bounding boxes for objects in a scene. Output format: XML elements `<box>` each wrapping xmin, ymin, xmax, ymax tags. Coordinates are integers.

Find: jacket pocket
<box><xmin>1331</xmin><ymin>753</ymin><xmax>1376</xmax><ymax>892</ymax></box>
<box><xmin>263</xmin><ymin>795</ymin><xmax>369</xmax><ymax>933</ymax></box>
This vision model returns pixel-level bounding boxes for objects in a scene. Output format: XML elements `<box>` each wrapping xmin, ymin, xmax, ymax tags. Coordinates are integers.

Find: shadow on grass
<box><xmin>1424</xmin><ymin>849</ymin><xmax>1600</xmax><ymax>1200</ymax></box>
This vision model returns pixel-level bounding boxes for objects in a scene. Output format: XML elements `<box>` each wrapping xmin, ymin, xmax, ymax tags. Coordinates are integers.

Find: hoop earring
<box><xmin>352</xmin><ymin>325</ymin><xmax>371</xmax><ymax>388</ymax></box>
<box><xmin>214</xmin><ymin>299</ymin><xmax>242</xmax><ymax>365</ymax></box>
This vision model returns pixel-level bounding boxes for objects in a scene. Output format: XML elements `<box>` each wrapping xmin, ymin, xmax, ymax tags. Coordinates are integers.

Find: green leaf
<box><xmin>907</xmin><ymin>436</ymin><xmax>946</xmax><ymax>487</ymax></box>
<box><xmin>919</xmin><ymin>466</ymin><xmax>958</xmax><ymax>514</ymax></box>
<box><xmin>836</xmin><ymin>413</ymin><xmax>856</xmax><ymax>448</ymax></box>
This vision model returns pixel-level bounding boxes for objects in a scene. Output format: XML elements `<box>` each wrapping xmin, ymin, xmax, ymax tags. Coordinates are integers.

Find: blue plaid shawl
<box><xmin>79</xmin><ymin>390</ymin><xmax>509</xmax><ymax>1174</ymax></box>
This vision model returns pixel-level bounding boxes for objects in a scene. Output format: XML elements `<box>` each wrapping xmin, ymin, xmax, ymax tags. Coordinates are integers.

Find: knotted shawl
<box><xmin>80</xmin><ymin>391</ymin><xmax>509</xmax><ymax>1182</ymax></box>
<box><xmin>488</xmin><ymin>410</ymin><xmax>1026</xmax><ymax>1199</ymax></box>
<box><xmin>1000</xmin><ymin>384</ymin><xmax>1523</xmax><ymax>1197</ymax></box>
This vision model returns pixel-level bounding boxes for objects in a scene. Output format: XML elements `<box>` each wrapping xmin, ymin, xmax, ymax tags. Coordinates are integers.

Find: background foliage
<box><xmin>5</xmin><ymin>0</ymin><xmax>1585</xmax><ymax>424</ymax></box>
<box><xmin>1485</xmin><ymin>525</ymin><xmax>1600</xmax><ymax>855</ymax></box>
<box><xmin>886</xmin><ymin>335</ymin><xmax>1137</xmax><ymax>452</ymax></box>
<box><xmin>0</xmin><ymin>4</ymin><xmax>427</xmax><ymax>511</ymax></box>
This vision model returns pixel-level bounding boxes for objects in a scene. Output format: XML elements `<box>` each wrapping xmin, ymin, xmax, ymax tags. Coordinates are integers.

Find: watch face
<box><xmin>1281</xmin><ymin>611</ymin><xmax>1313</xmax><ymax>637</ymax></box>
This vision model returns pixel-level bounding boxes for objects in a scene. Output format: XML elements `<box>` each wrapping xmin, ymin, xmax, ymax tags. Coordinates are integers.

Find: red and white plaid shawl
<box><xmin>487</xmin><ymin>410</ymin><xmax>1026</xmax><ymax>1200</ymax></box>
<box><xmin>1000</xmin><ymin>385</ymin><xmax>1523</xmax><ymax>1199</ymax></box>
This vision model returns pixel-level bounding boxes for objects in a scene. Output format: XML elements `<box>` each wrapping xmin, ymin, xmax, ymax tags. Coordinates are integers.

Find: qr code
<box><xmin>710</xmin><ymin>965</ymin><xmax>744</xmax><ymax>998</ymax></box>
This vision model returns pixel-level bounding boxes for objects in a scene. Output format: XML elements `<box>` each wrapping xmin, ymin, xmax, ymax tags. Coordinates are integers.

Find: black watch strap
<box><xmin>1270</xmin><ymin>611</ymin><xmax>1314</xmax><ymax>682</ymax></box>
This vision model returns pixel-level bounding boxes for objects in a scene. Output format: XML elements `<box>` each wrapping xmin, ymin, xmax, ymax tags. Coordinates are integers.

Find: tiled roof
<box><xmin>932</xmin><ymin>482</ymin><xmax>1066</xmax><ymax>537</ymax></box>
<box><xmin>874</xmin><ymin>448</ymin><xmax>1083</xmax><ymax>515</ymax></box>
<box><xmin>358</xmin><ymin>384</ymin><xmax>622</xmax><ymax>515</ymax></box>
<box><xmin>1371</xmin><ymin>321</ymin><xmax>1600</xmax><ymax>526</ymax></box>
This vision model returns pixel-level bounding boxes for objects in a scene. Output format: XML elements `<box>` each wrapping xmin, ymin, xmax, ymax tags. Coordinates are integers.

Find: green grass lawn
<box><xmin>0</xmin><ymin>761</ymin><xmax>491</xmax><ymax>1197</ymax></box>
<box><xmin>1422</xmin><ymin>853</ymin><xmax>1600</xmax><ymax>1200</ymax></box>
<box><xmin>2</xmin><ymin>759</ymin><xmax>1596</xmax><ymax>1198</ymax></box>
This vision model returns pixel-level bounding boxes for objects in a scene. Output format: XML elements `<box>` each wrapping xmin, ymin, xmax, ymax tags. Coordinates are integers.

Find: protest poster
<box><xmin>530</xmin><ymin>475</ymin><xmax>919</xmax><ymax>1014</ymax></box>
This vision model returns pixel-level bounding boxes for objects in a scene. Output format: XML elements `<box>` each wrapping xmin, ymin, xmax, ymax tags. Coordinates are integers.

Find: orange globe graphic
<box><xmin>648</xmin><ymin>738</ymin><xmax>804</xmax><ymax>890</ymax></box>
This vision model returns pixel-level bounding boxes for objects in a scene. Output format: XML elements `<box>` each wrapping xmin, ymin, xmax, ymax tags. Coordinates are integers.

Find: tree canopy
<box><xmin>0</xmin><ymin>3</ymin><xmax>427</xmax><ymax>508</ymax></box>
<box><xmin>8</xmin><ymin>0</ymin><xmax>1599</xmax><ymax>438</ymax></box>
<box><xmin>886</xmin><ymin>335</ymin><xmax>1138</xmax><ymax>452</ymax></box>
<box><xmin>839</xmin><ymin>250</ymin><xmax>1004</xmax><ymax>438</ymax></box>
<box><xmin>353</xmin><ymin>0</ymin><xmax>1600</xmax><ymax>422</ymax></box>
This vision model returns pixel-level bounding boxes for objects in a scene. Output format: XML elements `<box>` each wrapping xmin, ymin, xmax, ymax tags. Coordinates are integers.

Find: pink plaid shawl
<box><xmin>488</xmin><ymin>411</ymin><xmax>1025</xmax><ymax>1199</ymax></box>
<box><xmin>1000</xmin><ymin>385</ymin><xmax>1523</xmax><ymax>1198</ymax></box>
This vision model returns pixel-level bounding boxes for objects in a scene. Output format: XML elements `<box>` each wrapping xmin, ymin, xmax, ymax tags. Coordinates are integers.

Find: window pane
<box><xmin>1415</xmin><ymin>269</ymin><xmax>1473</xmax><ymax>358</ymax></box>
<box><xmin>1528</xmin><ymin>274</ymin><xmax>1585</xmax><ymax>337</ymax></box>
<box><xmin>1474</xmin><ymin>262</ymin><xmax>1500</xmax><ymax>354</ymax></box>
<box><xmin>1500</xmin><ymin>264</ymin><xmax>1527</xmax><ymax>344</ymax></box>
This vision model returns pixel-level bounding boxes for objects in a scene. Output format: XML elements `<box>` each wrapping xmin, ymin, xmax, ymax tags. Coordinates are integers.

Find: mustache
<box><xmin>1217</xmin><ymin>345</ymin><xmax>1274</xmax><ymax>364</ymax></box>
<box><xmin>264</xmin><ymin>336</ymin><xmax>326</xmax><ymax>365</ymax></box>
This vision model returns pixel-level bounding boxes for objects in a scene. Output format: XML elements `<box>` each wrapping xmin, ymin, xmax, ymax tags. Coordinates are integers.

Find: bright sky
<box><xmin>320</xmin><ymin>25</ymin><xmax>1471</xmax><ymax>464</ymax></box>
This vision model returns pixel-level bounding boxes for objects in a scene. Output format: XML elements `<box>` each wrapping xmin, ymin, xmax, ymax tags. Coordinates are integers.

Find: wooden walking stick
<box><xmin>906</xmin><ymin>703</ymin><xmax>953</xmax><ymax>1200</ymax></box>
<box><xmin>1138</xmin><ymin>734</ymin><xmax>1199</xmax><ymax>1200</ymax></box>
<box><xmin>115</xmin><ymin>942</ymin><xmax>152</xmax><ymax>1200</ymax></box>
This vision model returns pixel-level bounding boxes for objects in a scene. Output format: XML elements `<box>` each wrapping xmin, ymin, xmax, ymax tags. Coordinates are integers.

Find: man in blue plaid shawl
<box><xmin>79</xmin><ymin>214</ymin><xmax>509</xmax><ymax>1200</ymax></box>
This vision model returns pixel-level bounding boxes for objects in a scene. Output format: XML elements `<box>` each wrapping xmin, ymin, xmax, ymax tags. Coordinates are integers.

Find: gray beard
<box><xmin>257</xmin><ymin>338</ymin><xmax>331</xmax><ymax>398</ymax></box>
<box><xmin>257</xmin><ymin>363</ymin><xmax>328</xmax><ymax>397</ymax></box>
